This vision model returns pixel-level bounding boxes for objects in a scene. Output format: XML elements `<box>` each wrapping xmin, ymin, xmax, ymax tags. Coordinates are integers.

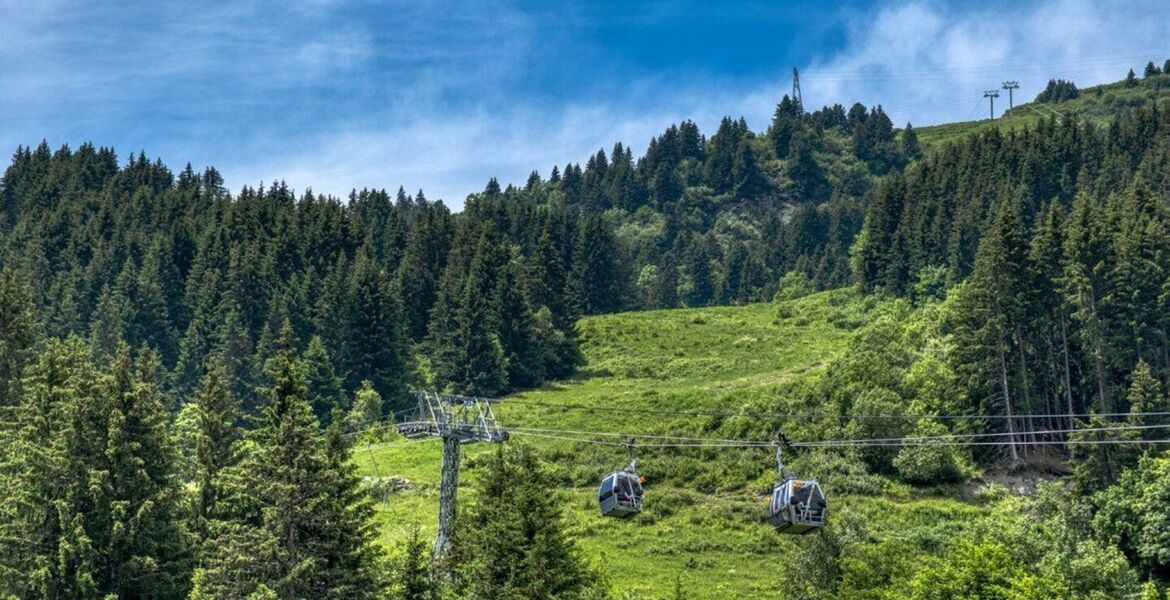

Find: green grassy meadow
<box><xmin>914</xmin><ymin>75</ymin><xmax>1170</xmax><ymax>150</ymax></box>
<box><xmin>353</xmin><ymin>290</ymin><xmax>991</xmax><ymax>598</ymax></box>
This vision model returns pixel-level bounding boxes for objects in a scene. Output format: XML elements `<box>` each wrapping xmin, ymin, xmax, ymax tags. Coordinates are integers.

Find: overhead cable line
<box><xmin>494</xmin><ymin>396</ymin><xmax>1170</xmax><ymax>422</ymax></box>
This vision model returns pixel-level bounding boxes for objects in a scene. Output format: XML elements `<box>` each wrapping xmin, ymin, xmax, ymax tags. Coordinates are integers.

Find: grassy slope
<box><xmin>914</xmin><ymin>73</ymin><xmax>1170</xmax><ymax>150</ymax></box>
<box><xmin>354</xmin><ymin>290</ymin><xmax>991</xmax><ymax>598</ymax></box>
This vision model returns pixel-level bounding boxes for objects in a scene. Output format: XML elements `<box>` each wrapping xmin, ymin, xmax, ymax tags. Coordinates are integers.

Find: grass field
<box><xmin>353</xmin><ymin>290</ymin><xmax>990</xmax><ymax>597</ymax></box>
<box><xmin>914</xmin><ymin>74</ymin><xmax>1170</xmax><ymax>150</ymax></box>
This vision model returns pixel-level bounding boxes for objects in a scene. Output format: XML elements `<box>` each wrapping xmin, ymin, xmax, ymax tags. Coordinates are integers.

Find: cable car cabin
<box><xmin>598</xmin><ymin>471</ymin><xmax>644</xmax><ymax>518</ymax></box>
<box><xmin>769</xmin><ymin>478</ymin><xmax>826</xmax><ymax>534</ymax></box>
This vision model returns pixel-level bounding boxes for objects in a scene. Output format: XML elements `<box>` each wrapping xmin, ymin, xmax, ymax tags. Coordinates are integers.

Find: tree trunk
<box><xmin>1059</xmin><ymin>310</ymin><xmax>1075</xmax><ymax>428</ymax></box>
<box><xmin>997</xmin><ymin>333</ymin><xmax>1020</xmax><ymax>462</ymax></box>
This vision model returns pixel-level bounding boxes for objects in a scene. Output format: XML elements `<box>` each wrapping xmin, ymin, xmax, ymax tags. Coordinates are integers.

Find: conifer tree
<box><xmin>190</xmin><ymin>359</ymin><xmax>242</xmax><ymax>542</ymax></box>
<box><xmin>732</xmin><ymin>139</ymin><xmax>768</xmax><ymax>199</ymax></box>
<box><xmin>569</xmin><ymin>214</ymin><xmax>622</xmax><ymax>315</ymax></box>
<box><xmin>393</xmin><ymin>529</ymin><xmax>438</xmax><ymax>600</ymax></box>
<box><xmin>682</xmin><ymin>235</ymin><xmax>716</xmax><ymax>307</ymax></box>
<box><xmin>444</xmin><ymin>235</ymin><xmax>508</xmax><ymax>396</ymax></box>
<box><xmin>1125</xmin><ymin>360</ymin><xmax>1167</xmax><ymax>442</ymax></box>
<box><xmin>456</xmin><ymin>445</ymin><xmax>604</xmax><ymax>600</ymax></box>
<box><xmin>89</xmin><ymin>282</ymin><xmax>132</xmax><ymax>363</ymax></box>
<box><xmin>787</xmin><ymin>127</ymin><xmax>828</xmax><ymax>202</ymax></box>
<box><xmin>304</xmin><ymin>335</ymin><xmax>346</xmax><ymax>425</ymax></box>
<box><xmin>343</xmin><ymin>249</ymin><xmax>409</xmax><ymax>407</ymax></box>
<box><xmin>0</xmin><ymin>338</ymin><xmax>94</xmax><ymax>598</ymax></box>
<box><xmin>193</xmin><ymin>322</ymin><xmax>384</xmax><ymax>599</ymax></box>
<box><xmin>951</xmin><ymin>201</ymin><xmax>1032</xmax><ymax>462</ymax></box>
<box><xmin>0</xmin><ymin>269</ymin><xmax>38</xmax><ymax>408</ymax></box>
<box><xmin>496</xmin><ymin>251</ymin><xmax>545</xmax><ymax>390</ymax></box>
<box><xmin>768</xmin><ymin>95</ymin><xmax>799</xmax><ymax>159</ymax></box>
<box><xmin>901</xmin><ymin>123</ymin><xmax>922</xmax><ymax>161</ymax></box>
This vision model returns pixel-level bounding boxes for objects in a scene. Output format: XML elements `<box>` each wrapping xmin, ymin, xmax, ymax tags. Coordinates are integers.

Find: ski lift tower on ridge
<box><xmin>397</xmin><ymin>390</ymin><xmax>508</xmax><ymax>566</ymax></box>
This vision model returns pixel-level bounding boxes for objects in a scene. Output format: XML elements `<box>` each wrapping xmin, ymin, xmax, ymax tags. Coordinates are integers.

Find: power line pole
<box><xmin>792</xmin><ymin>67</ymin><xmax>803</xmax><ymax>114</ymax></box>
<box><xmin>398</xmin><ymin>390</ymin><xmax>509</xmax><ymax>573</ymax></box>
<box><xmin>983</xmin><ymin>90</ymin><xmax>1000</xmax><ymax>119</ymax></box>
<box><xmin>1002</xmin><ymin>81</ymin><xmax>1019</xmax><ymax>112</ymax></box>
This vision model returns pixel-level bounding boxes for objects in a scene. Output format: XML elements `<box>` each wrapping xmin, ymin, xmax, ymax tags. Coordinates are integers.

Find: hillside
<box><xmin>353</xmin><ymin>290</ymin><xmax>1151</xmax><ymax>599</ymax></box>
<box><xmin>353</xmin><ymin>291</ymin><xmax>955</xmax><ymax>597</ymax></box>
<box><xmin>5</xmin><ymin>57</ymin><xmax>1170</xmax><ymax>599</ymax></box>
<box><xmin>915</xmin><ymin>68</ymin><xmax>1170</xmax><ymax>148</ymax></box>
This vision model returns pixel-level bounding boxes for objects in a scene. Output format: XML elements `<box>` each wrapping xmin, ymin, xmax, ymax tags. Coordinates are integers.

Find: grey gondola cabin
<box><xmin>769</xmin><ymin>478</ymin><xmax>827</xmax><ymax>534</ymax></box>
<box><xmin>598</xmin><ymin>471</ymin><xmax>643</xmax><ymax>518</ymax></box>
<box><xmin>599</xmin><ymin>440</ymin><xmax>644</xmax><ymax>518</ymax></box>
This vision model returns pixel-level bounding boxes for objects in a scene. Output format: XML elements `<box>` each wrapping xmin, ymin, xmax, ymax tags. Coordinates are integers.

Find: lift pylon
<box><xmin>396</xmin><ymin>390</ymin><xmax>509</xmax><ymax>570</ymax></box>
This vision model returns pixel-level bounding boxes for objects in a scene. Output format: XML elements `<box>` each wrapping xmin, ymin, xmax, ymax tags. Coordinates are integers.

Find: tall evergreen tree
<box><xmin>304</xmin><ymin>335</ymin><xmax>346</xmax><ymax>426</ymax></box>
<box><xmin>952</xmin><ymin>201</ymin><xmax>1032</xmax><ymax>461</ymax></box>
<box><xmin>193</xmin><ymin>323</ymin><xmax>383</xmax><ymax>599</ymax></box>
<box><xmin>569</xmin><ymin>214</ymin><xmax>622</xmax><ymax>315</ymax></box>
<box><xmin>189</xmin><ymin>359</ymin><xmax>242</xmax><ymax>542</ymax></box>
<box><xmin>456</xmin><ymin>445</ymin><xmax>604</xmax><ymax>600</ymax></box>
<box><xmin>342</xmin><ymin>249</ymin><xmax>410</xmax><ymax>407</ymax></box>
<box><xmin>0</xmin><ymin>269</ymin><xmax>38</xmax><ymax>408</ymax></box>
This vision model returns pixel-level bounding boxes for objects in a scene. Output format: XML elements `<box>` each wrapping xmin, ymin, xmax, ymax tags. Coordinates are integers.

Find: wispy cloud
<box><xmin>802</xmin><ymin>0</ymin><xmax>1169</xmax><ymax>126</ymax></box>
<box><xmin>1</xmin><ymin>0</ymin><xmax>1167</xmax><ymax>208</ymax></box>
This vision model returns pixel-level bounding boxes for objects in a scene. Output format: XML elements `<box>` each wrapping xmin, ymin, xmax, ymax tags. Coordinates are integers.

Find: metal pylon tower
<box><xmin>397</xmin><ymin>390</ymin><xmax>508</xmax><ymax>568</ymax></box>
<box><xmin>984</xmin><ymin>90</ymin><xmax>1000</xmax><ymax>119</ymax></box>
<box><xmin>792</xmin><ymin>67</ymin><xmax>803</xmax><ymax>114</ymax></box>
<box><xmin>1002</xmin><ymin>81</ymin><xmax>1019</xmax><ymax>112</ymax></box>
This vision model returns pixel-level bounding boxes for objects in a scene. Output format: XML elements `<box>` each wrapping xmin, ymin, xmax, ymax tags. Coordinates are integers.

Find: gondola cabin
<box><xmin>769</xmin><ymin>478</ymin><xmax>826</xmax><ymax>534</ymax></box>
<box><xmin>598</xmin><ymin>471</ymin><xmax>643</xmax><ymax>518</ymax></box>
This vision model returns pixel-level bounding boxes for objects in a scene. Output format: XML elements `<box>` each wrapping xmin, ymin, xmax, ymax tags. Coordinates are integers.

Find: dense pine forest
<box><xmin>3</xmin><ymin>63</ymin><xmax>1170</xmax><ymax>598</ymax></box>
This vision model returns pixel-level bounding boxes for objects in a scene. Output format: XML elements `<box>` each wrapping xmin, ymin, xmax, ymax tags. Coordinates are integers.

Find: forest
<box><xmin>1</xmin><ymin>63</ymin><xmax>1170</xmax><ymax>598</ymax></box>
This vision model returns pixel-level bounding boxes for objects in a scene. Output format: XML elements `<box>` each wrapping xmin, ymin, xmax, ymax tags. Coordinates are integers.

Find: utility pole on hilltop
<box><xmin>1002</xmin><ymin>81</ymin><xmax>1019</xmax><ymax>112</ymax></box>
<box><xmin>984</xmin><ymin>90</ymin><xmax>1000</xmax><ymax>119</ymax></box>
<box><xmin>397</xmin><ymin>390</ymin><xmax>509</xmax><ymax>574</ymax></box>
<box><xmin>792</xmin><ymin>67</ymin><xmax>803</xmax><ymax>114</ymax></box>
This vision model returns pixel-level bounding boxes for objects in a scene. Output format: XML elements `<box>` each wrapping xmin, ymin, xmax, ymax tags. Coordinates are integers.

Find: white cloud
<box><xmin>3</xmin><ymin>0</ymin><xmax>1167</xmax><ymax>210</ymax></box>
<box><xmin>801</xmin><ymin>0</ymin><xmax>1170</xmax><ymax>126</ymax></box>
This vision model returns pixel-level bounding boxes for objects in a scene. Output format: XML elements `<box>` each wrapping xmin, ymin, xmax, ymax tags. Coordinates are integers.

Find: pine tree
<box><xmin>1126</xmin><ymin>68</ymin><xmax>1138</xmax><ymax>87</ymax></box>
<box><xmin>398</xmin><ymin>208</ymin><xmax>452</xmax><ymax>342</ymax></box>
<box><xmin>89</xmin><ymin>282</ymin><xmax>132</xmax><ymax>363</ymax></box>
<box><xmin>343</xmin><ymin>249</ymin><xmax>410</xmax><ymax>407</ymax></box>
<box><xmin>8</xmin><ymin>344</ymin><xmax>194</xmax><ymax>598</ymax></box>
<box><xmin>193</xmin><ymin>322</ymin><xmax>384</xmax><ymax>599</ymax></box>
<box><xmin>0</xmin><ymin>269</ymin><xmax>38</xmax><ymax>408</ymax></box>
<box><xmin>393</xmin><ymin>529</ymin><xmax>438</xmax><ymax>600</ymax></box>
<box><xmin>786</xmin><ymin>127</ymin><xmax>828</xmax><ymax>202</ymax></box>
<box><xmin>952</xmin><ymin>201</ymin><xmax>1032</xmax><ymax>461</ymax></box>
<box><xmin>732</xmin><ymin>139</ymin><xmax>768</xmax><ymax>199</ymax></box>
<box><xmin>1063</xmin><ymin>192</ymin><xmax>1113</xmax><ymax>412</ymax></box>
<box><xmin>569</xmin><ymin>214</ymin><xmax>622</xmax><ymax>315</ymax></box>
<box><xmin>682</xmin><ymin>235</ymin><xmax>716</xmax><ymax>307</ymax></box>
<box><xmin>304</xmin><ymin>335</ymin><xmax>345</xmax><ymax>426</ymax></box>
<box><xmin>496</xmin><ymin>252</ymin><xmax>545</xmax><ymax>390</ymax></box>
<box><xmin>720</xmin><ymin>241</ymin><xmax>749</xmax><ymax>304</ymax></box>
<box><xmin>190</xmin><ymin>359</ymin><xmax>242</xmax><ymax>542</ymax></box>
<box><xmin>456</xmin><ymin>445</ymin><xmax>603</xmax><ymax>600</ymax></box>
<box><xmin>0</xmin><ymin>338</ymin><xmax>93</xmax><ymax>598</ymax></box>
<box><xmin>768</xmin><ymin>95</ymin><xmax>800</xmax><ymax>159</ymax></box>
<box><xmin>1144</xmin><ymin>61</ymin><xmax>1160</xmax><ymax>78</ymax></box>
<box><xmin>316</xmin><ymin>417</ymin><xmax>385</xmax><ymax>597</ymax></box>
<box><xmin>98</xmin><ymin>348</ymin><xmax>192</xmax><ymax>597</ymax></box>
<box><xmin>901</xmin><ymin>123</ymin><xmax>922</xmax><ymax>161</ymax></box>
<box><xmin>447</xmin><ymin>235</ymin><xmax>508</xmax><ymax>396</ymax></box>
<box><xmin>1125</xmin><ymin>360</ymin><xmax>1167</xmax><ymax>441</ymax></box>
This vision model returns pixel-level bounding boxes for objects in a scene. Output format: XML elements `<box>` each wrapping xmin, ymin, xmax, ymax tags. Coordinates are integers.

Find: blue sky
<box><xmin>1</xmin><ymin>0</ymin><xmax>1167</xmax><ymax>208</ymax></box>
